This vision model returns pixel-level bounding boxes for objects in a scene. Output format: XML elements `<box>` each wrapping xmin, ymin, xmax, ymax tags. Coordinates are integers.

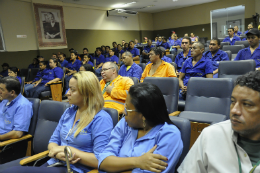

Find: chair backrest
<box><xmin>234</xmin><ymin>40</ymin><xmax>250</xmax><ymax>48</ymax></box>
<box><xmin>218</xmin><ymin>60</ymin><xmax>256</xmax><ymax>82</ymax></box>
<box><xmin>143</xmin><ymin>77</ymin><xmax>179</xmax><ymax>113</ymax></box>
<box><xmin>220</xmin><ymin>42</ymin><xmax>230</xmax><ymax>49</ymax></box>
<box><xmin>138</xmin><ymin>63</ymin><xmax>146</xmax><ymax>71</ymax></box>
<box><xmin>102</xmin><ymin>108</ymin><xmax>118</xmax><ymax>128</ymax></box>
<box><xmin>20</xmin><ymin>77</ymin><xmax>25</xmax><ymax>94</ymax></box>
<box><xmin>20</xmin><ymin>69</ymin><xmax>28</xmax><ymax>81</ymax></box>
<box><xmin>185</xmin><ymin>78</ymin><xmax>233</xmax><ymax>118</ymax></box>
<box><xmin>166</xmin><ymin>54</ymin><xmax>175</xmax><ymax>62</ymax></box>
<box><xmin>129</xmin><ymin>77</ymin><xmax>139</xmax><ymax>85</ymax></box>
<box><xmin>28</xmin><ymin>68</ymin><xmax>39</xmax><ymax>82</ymax></box>
<box><xmin>218</xmin><ymin>38</ymin><xmax>225</xmax><ymax>42</ymax></box>
<box><xmin>177</xmin><ymin>49</ymin><xmax>183</xmax><ymax>55</ymax></box>
<box><xmin>169</xmin><ymin>116</ymin><xmax>191</xmax><ymax>169</ymax></box>
<box><xmin>224</xmin><ymin>50</ymin><xmax>232</xmax><ymax>61</ymax></box>
<box><xmin>170</xmin><ymin>62</ymin><xmax>177</xmax><ymax>73</ymax></box>
<box><xmin>27</xmin><ymin>98</ymin><xmax>40</xmax><ymax>136</ymax></box>
<box><xmin>222</xmin><ymin>45</ymin><xmax>245</xmax><ymax>54</ymax></box>
<box><xmin>33</xmin><ymin>100</ymin><xmax>70</xmax><ymax>154</ymax></box>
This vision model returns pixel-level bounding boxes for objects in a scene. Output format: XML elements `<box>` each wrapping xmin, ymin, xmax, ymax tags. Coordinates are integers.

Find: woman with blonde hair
<box><xmin>3</xmin><ymin>71</ymin><xmax>113</xmax><ymax>173</ymax></box>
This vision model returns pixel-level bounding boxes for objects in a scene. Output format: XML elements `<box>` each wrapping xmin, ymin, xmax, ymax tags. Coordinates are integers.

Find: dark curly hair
<box><xmin>235</xmin><ymin>71</ymin><xmax>260</xmax><ymax>93</ymax></box>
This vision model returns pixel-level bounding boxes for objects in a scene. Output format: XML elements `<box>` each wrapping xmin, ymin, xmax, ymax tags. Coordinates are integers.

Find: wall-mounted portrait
<box><xmin>0</xmin><ymin>20</ymin><xmax>6</xmax><ymax>52</ymax></box>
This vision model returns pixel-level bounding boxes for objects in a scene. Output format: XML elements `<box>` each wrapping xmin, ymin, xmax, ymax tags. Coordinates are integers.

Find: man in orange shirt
<box><xmin>140</xmin><ymin>47</ymin><xmax>177</xmax><ymax>82</ymax></box>
<box><xmin>100</xmin><ymin>62</ymin><xmax>134</xmax><ymax>114</ymax></box>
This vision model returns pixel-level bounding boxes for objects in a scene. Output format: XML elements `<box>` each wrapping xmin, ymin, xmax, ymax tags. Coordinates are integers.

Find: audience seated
<box><xmin>51</xmin><ymin>53</ymin><xmax>57</xmax><ymax>59</ymax></box>
<box><xmin>170</xmin><ymin>34</ymin><xmax>181</xmax><ymax>55</ymax></box>
<box><xmin>204</xmin><ymin>38</ymin><xmax>229</xmax><ymax>78</ymax></box>
<box><xmin>134</xmin><ymin>39</ymin><xmax>140</xmax><ymax>47</ymax></box>
<box><xmin>24</xmin><ymin>61</ymin><xmax>47</xmax><ymax>97</ymax></box>
<box><xmin>105</xmin><ymin>49</ymin><xmax>119</xmax><ymax>64</ymax></box>
<box><xmin>117</xmin><ymin>44</ymin><xmax>124</xmax><ymax>56</ymax></box>
<box><xmin>147</xmin><ymin>47</ymin><xmax>172</xmax><ymax>64</ymax></box>
<box><xmin>28</xmin><ymin>58</ymin><xmax>39</xmax><ymax>69</ymax></box>
<box><xmin>100</xmin><ymin>62</ymin><xmax>134</xmax><ymax>114</ymax></box>
<box><xmin>94</xmin><ymin>47</ymin><xmax>106</xmax><ymax>77</ymax></box>
<box><xmin>124</xmin><ymin>42</ymin><xmax>129</xmax><ymax>51</ymax></box>
<box><xmin>79</xmin><ymin>63</ymin><xmax>95</xmax><ymax>73</ymax></box>
<box><xmin>244</xmin><ymin>24</ymin><xmax>253</xmax><ymax>34</ymax></box>
<box><xmin>156</xmin><ymin>36</ymin><xmax>163</xmax><ymax>46</ymax></box>
<box><xmin>234</xmin><ymin>25</ymin><xmax>242</xmax><ymax>36</ymax></box>
<box><xmin>161</xmin><ymin>37</ymin><xmax>170</xmax><ymax>51</ymax></box>
<box><xmin>58</xmin><ymin>53</ymin><xmax>68</xmax><ymax>68</ymax></box>
<box><xmin>101</xmin><ymin>45</ymin><xmax>106</xmax><ymax>55</ymax></box>
<box><xmin>112</xmin><ymin>42</ymin><xmax>118</xmax><ymax>53</ymax></box>
<box><xmin>141</xmin><ymin>47</ymin><xmax>177</xmax><ymax>82</ymax></box>
<box><xmin>0</xmin><ymin>63</ymin><xmax>9</xmax><ymax>78</ymax></box>
<box><xmin>118</xmin><ymin>51</ymin><xmax>143</xmax><ymax>80</ymax></box>
<box><xmin>178</xmin><ymin>71</ymin><xmax>260</xmax><ymax>173</ymax></box>
<box><xmin>8</xmin><ymin>67</ymin><xmax>21</xmax><ymax>84</ymax></box>
<box><xmin>234</xmin><ymin>28</ymin><xmax>260</xmax><ymax>70</ymax></box>
<box><xmin>180</xmin><ymin>33</ymin><xmax>188</xmax><ymax>42</ymax></box>
<box><xmin>129</xmin><ymin>41</ymin><xmax>140</xmax><ymax>61</ymax></box>
<box><xmin>0</xmin><ymin>76</ymin><xmax>32</xmax><ymax>141</ymax></box>
<box><xmin>140</xmin><ymin>39</ymin><xmax>154</xmax><ymax>63</ymax></box>
<box><xmin>98</xmin><ymin>83</ymin><xmax>183</xmax><ymax>173</ymax></box>
<box><xmin>222</xmin><ymin>28</ymin><xmax>241</xmax><ymax>45</ymax></box>
<box><xmin>143</xmin><ymin>36</ymin><xmax>148</xmax><ymax>44</ymax></box>
<box><xmin>82</xmin><ymin>54</ymin><xmax>94</xmax><ymax>66</ymax></box>
<box><xmin>3</xmin><ymin>72</ymin><xmax>113</xmax><ymax>173</ymax></box>
<box><xmin>179</xmin><ymin>42</ymin><xmax>213</xmax><ymax>100</ymax></box>
<box><xmin>104</xmin><ymin>46</ymin><xmax>110</xmax><ymax>57</ymax></box>
<box><xmin>175</xmin><ymin>37</ymin><xmax>192</xmax><ymax>72</ymax></box>
<box><xmin>28</xmin><ymin>58</ymin><xmax>63</xmax><ymax>98</ymax></box>
<box><xmin>190</xmin><ymin>33</ymin><xmax>198</xmax><ymax>43</ymax></box>
<box><xmin>80</xmin><ymin>47</ymin><xmax>92</xmax><ymax>60</ymax></box>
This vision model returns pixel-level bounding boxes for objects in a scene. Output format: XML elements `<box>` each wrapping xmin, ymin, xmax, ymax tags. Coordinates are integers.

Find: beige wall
<box><xmin>152</xmin><ymin>0</ymin><xmax>255</xmax><ymax>30</ymax></box>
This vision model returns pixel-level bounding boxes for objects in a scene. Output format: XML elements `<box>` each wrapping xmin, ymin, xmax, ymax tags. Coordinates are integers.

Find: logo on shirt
<box><xmin>197</xmin><ymin>73</ymin><xmax>203</xmax><ymax>76</ymax></box>
<box><xmin>5</xmin><ymin>119</ymin><xmax>11</xmax><ymax>124</ymax></box>
<box><xmin>80</xmin><ymin>130</ymin><xmax>88</xmax><ymax>135</ymax></box>
<box><xmin>49</xmin><ymin>72</ymin><xmax>52</xmax><ymax>74</ymax></box>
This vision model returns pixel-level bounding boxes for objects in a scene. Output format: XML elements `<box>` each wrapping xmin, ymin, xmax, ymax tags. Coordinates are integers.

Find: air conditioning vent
<box><xmin>107</xmin><ymin>9</ymin><xmax>138</xmax><ymax>18</ymax></box>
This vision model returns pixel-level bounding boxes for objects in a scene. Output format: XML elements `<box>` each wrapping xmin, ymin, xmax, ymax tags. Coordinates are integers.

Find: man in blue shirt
<box><xmin>106</xmin><ymin>49</ymin><xmax>119</xmax><ymax>64</ymax></box>
<box><xmin>140</xmin><ymin>39</ymin><xmax>154</xmax><ymax>63</ymax></box>
<box><xmin>175</xmin><ymin>37</ymin><xmax>192</xmax><ymax>72</ymax></box>
<box><xmin>156</xmin><ymin>36</ymin><xmax>162</xmax><ymax>46</ymax></box>
<box><xmin>222</xmin><ymin>28</ymin><xmax>241</xmax><ymax>45</ymax></box>
<box><xmin>234</xmin><ymin>26</ymin><xmax>242</xmax><ymax>36</ymax></box>
<box><xmin>244</xmin><ymin>24</ymin><xmax>253</xmax><ymax>34</ymax></box>
<box><xmin>118</xmin><ymin>51</ymin><xmax>143</xmax><ymax>80</ymax></box>
<box><xmin>129</xmin><ymin>41</ymin><xmax>140</xmax><ymax>62</ymax></box>
<box><xmin>170</xmin><ymin>34</ymin><xmax>181</xmax><ymax>55</ymax></box>
<box><xmin>0</xmin><ymin>76</ymin><xmax>32</xmax><ymax>140</ymax></box>
<box><xmin>0</xmin><ymin>63</ymin><xmax>9</xmax><ymax>78</ymax></box>
<box><xmin>204</xmin><ymin>38</ymin><xmax>229</xmax><ymax>78</ymax></box>
<box><xmin>134</xmin><ymin>39</ymin><xmax>140</xmax><ymax>47</ymax></box>
<box><xmin>58</xmin><ymin>53</ymin><xmax>68</xmax><ymax>68</ymax></box>
<box><xmin>94</xmin><ymin>47</ymin><xmax>106</xmax><ymax>77</ymax></box>
<box><xmin>80</xmin><ymin>48</ymin><xmax>92</xmax><ymax>60</ymax></box>
<box><xmin>234</xmin><ymin>28</ymin><xmax>260</xmax><ymax>70</ymax></box>
<box><xmin>179</xmin><ymin>42</ymin><xmax>213</xmax><ymax>100</ymax></box>
<box><xmin>161</xmin><ymin>37</ymin><xmax>170</xmax><ymax>51</ymax></box>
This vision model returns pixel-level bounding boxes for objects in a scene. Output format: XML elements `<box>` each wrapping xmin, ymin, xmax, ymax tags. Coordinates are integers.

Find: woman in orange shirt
<box><xmin>140</xmin><ymin>47</ymin><xmax>177</xmax><ymax>82</ymax></box>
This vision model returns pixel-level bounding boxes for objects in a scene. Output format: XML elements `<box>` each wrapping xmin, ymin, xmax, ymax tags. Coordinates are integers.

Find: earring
<box><xmin>143</xmin><ymin>119</ymin><xmax>146</xmax><ymax>128</ymax></box>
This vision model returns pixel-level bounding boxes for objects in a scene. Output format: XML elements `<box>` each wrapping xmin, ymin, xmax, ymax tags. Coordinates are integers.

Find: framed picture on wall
<box><xmin>33</xmin><ymin>3</ymin><xmax>67</xmax><ymax>47</ymax></box>
<box><xmin>0</xmin><ymin>20</ymin><xmax>6</xmax><ymax>52</ymax></box>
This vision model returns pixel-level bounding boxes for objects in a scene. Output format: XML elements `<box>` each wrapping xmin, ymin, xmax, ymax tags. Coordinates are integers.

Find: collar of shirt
<box><xmin>244</xmin><ymin>44</ymin><xmax>260</xmax><ymax>52</ymax></box>
<box><xmin>187</xmin><ymin>56</ymin><xmax>207</xmax><ymax>68</ymax></box>
<box><xmin>5</xmin><ymin>93</ymin><xmax>22</xmax><ymax>107</ymax></box>
<box><xmin>181</xmin><ymin>50</ymin><xmax>191</xmax><ymax>58</ymax></box>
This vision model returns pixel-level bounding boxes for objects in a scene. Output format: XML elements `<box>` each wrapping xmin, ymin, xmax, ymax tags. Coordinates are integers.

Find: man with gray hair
<box><xmin>100</xmin><ymin>62</ymin><xmax>134</xmax><ymax>114</ymax></box>
<box><xmin>118</xmin><ymin>51</ymin><xmax>143</xmax><ymax>80</ymax></box>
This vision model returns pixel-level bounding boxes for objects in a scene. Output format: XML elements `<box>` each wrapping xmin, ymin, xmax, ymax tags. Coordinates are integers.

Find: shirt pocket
<box><xmin>4</xmin><ymin>112</ymin><xmax>14</xmax><ymax>131</ymax></box>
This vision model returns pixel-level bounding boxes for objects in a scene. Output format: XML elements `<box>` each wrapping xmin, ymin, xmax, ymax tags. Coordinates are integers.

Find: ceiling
<box><xmin>54</xmin><ymin>0</ymin><xmax>218</xmax><ymax>13</ymax></box>
<box><xmin>212</xmin><ymin>5</ymin><xmax>245</xmax><ymax>18</ymax></box>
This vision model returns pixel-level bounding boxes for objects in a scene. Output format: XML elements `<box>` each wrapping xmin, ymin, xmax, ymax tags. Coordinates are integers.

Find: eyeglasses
<box><xmin>124</xmin><ymin>104</ymin><xmax>137</xmax><ymax>115</ymax></box>
<box><xmin>101</xmin><ymin>67</ymin><xmax>114</xmax><ymax>72</ymax></box>
<box><xmin>182</xmin><ymin>42</ymin><xmax>189</xmax><ymax>44</ymax></box>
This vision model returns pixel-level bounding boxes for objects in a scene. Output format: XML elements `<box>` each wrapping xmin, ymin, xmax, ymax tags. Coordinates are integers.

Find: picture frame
<box><xmin>33</xmin><ymin>3</ymin><xmax>67</xmax><ymax>47</ymax></box>
<box><xmin>0</xmin><ymin>20</ymin><xmax>6</xmax><ymax>52</ymax></box>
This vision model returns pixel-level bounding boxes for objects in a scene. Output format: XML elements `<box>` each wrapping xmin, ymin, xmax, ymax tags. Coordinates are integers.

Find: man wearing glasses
<box><xmin>175</xmin><ymin>37</ymin><xmax>192</xmax><ymax>72</ymax></box>
<box><xmin>222</xmin><ymin>28</ymin><xmax>241</xmax><ymax>45</ymax></box>
<box><xmin>100</xmin><ymin>62</ymin><xmax>134</xmax><ymax>114</ymax></box>
<box><xmin>234</xmin><ymin>28</ymin><xmax>260</xmax><ymax>70</ymax></box>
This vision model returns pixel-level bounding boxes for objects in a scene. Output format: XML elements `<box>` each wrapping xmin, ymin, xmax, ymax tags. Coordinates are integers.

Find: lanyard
<box><xmin>234</xmin><ymin>143</ymin><xmax>260</xmax><ymax>173</ymax></box>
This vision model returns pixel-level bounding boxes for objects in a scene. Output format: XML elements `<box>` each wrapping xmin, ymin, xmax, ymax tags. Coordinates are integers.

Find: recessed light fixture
<box><xmin>112</xmin><ymin>1</ymin><xmax>136</xmax><ymax>8</ymax></box>
<box><xmin>173</xmin><ymin>0</ymin><xmax>178</xmax><ymax>1</ymax></box>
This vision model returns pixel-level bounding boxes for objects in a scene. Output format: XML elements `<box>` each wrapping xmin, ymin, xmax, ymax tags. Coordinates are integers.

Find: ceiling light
<box><xmin>173</xmin><ymin>0</ymin><xmax>178</xmax><ymax>1</ymax></box>
<box><xmin>112</xmin><ymin>1</ymin><xmax>136</xmax><ymax>8</ymax></box>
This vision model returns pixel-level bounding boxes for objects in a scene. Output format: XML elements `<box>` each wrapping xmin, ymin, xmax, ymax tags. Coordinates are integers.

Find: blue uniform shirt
<box><xmin>234</xmin><ymin>45</ymin><xmax>260</xmax><ymax>68</ymax></box>
<box><xmin>204</xmin><ymin>50</ymin><xmax>229</xmax><ymax>71</ymax></box>
<box><xmin>48</xmin><ymin>106</ymin><xmax>113</xmax><ymax>173</ymax></box>
<box><xmin>60</xmin><ymin>59</ymin><xmax>69</xmax><ymax>68</ymax></box>
<box><xmin>222</xmin><ymin>36</ymin><xmax>241</xmax><ymax>45</ymax></box>
<box><xmin>118</xmin><ymin>63</ymin><xmax>143</xmax><ymax>80</ymax></box>
<box><xmin>181</xmin><ymin>56</ymin><xmax>213</xmax><ymax>86</ymax></box>
<box><xmin>161</xmin><ymin>42</ymin><xmax>170</xmax><ymax>49</ymax></box>
<box><xmin>129</xmin><ymin>48</ymin><xmax>140</xmax><ymax>57</ymax></box>
<box><xmin>40</xmin><ymin>67</ymin><xmax>63</xmax><ymax>85</ymax></box>
<box><xmin>93</xmin><ymin>54</ymin><xmax>106</xmax><ymax>66</ymax></box>
<box><xmin>0</xmin><ymin>94</ymin><xmax>33</xmax><ymax>135</ymax></box>
<box><xmin>118</xmin><ymin>49</ymin><xmax>125</xmax><ymax>55</ymax></box>
<box><xmin>156</xmin><ymin>41</ymin><xmax>162</xmax><ymax>46</ymax></box>
<box><xmin>169</xmin><ymin>39</ymin><xmax>181</xmax><ymax>51</ymax></box>
<box><xmin>105</xmin><ymin>55</ymin><xmax>119</xmax><ymax>63</ymax></box>
<box><xmin>147</xmin><ymin>56</ymin><xmax>172</xmax><ymax>65</ymax></box>
<box><xmin>143</xmin><ymin>45</ymin><xmax>155</xmax><ymax>53</ymax></box>
<box><xmin>234</xmin><ymin>31</ymin><xmax>242</xmax><ymax>36</ymax></box>
<box><xmin>175</xmin><ymin>50</ymin><xmax>191</xmax><ymax>71</ymax></box>
<box><xmin>0</xmin><ymin>70</ymin><xmax>8</xmax><ymax>77</ymax></box>
<box><xmin>16</xmin><ymin>76</ymin><xmax>22</xmax><ymax>84</ymax></box>
<box><xmin>33</xmin><ymin>69</ymin><xmax>47</xmax><ymax>82</ymax></box>
<box><xmin>86</xmin><ymin>61</ymin><xmax>94</xmax><ymax>67</ymax></box>
<box><xmin>28</xmin><ymin>64</ymin><xmax>39</xmax><ymax>69</ymax></box>
<box><xmin>244</xmin><ymin>30</ymin><xmax>250</xmax><ymax>34</ymax></box>
<box><xmin>67</xmin><ymin>59</ymin><xmax>82</xmax><ymax>72</ymax></box>
<box><xmin>98</xmin><ymin>117</ymin><xmax>183</xmax><ymax>173</ymax></box>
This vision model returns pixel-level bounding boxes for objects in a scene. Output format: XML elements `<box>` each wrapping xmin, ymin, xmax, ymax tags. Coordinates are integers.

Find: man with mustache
<box><xmin>178</xmin><ymin>71</ymin><xmax>260</xmax><ymax>173</ymax></box>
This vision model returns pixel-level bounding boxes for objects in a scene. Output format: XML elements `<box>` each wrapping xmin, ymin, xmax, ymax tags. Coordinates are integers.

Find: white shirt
<box><xmin>177</xmin><ymin>120</ymin><xmax>260</xmax><ymax>173</ymax></box>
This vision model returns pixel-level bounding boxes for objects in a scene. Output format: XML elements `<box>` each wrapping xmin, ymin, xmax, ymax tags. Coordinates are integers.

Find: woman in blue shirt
<box><xmin>28</xmin><ymin>58</ymin><xmax>39</xmax><ymax>69</ymax></box>
<box><xmin>8</xmin><ymin>67</ymin><xmax>21</xmax><ymax>84</ymax></box>
<box><xmin>98</xmin><ymin>83</ymin><xmax>183</xmax><ymax>173</ymax></box>
<box><xmin>3</xmin><ymin>71</ymin><xmax>113</xmax><ymax>173</ymax></box>
<box><xmin>28</xmin><ymin>58</ymin><xmax>63</xmax><ymax>98</ymax></box>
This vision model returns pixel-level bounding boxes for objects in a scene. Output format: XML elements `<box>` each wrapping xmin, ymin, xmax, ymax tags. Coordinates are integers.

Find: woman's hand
<box><xmin>136</xmin><ymin>145</ymin><xmax>168</xmax><ymax>173</ymax></box>
<box><xmin>49</xmin><ymin>146</ymin><xmax>64</xmax><ymax>158</ymax></box>
<box><xmin>55</xmin><ymin>152</ymin><xmax>66</xmax><ymax>161</ymax></box>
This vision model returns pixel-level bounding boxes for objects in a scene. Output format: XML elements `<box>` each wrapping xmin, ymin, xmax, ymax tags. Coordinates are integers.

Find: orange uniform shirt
<box><xmin>140</xmin><ymin>60</ymin><xmax>177</xmax><ymax>82</ymax></box>
<box><xmin>100</xmin><ymin>75</ymin><xmax>134</xmax><ymax>114</ymax></box>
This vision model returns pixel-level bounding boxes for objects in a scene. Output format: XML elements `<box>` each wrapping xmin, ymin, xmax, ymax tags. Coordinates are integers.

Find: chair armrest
<box><xmin>0</xmin><ymin>134</ymin><xmax>32</xmax><ymax>147</ymax></box>
<box><xmin>88</xmin><ymin>170</ymin><xmax>99</xmax><ymax>173</ymax></box>
<box><xmin>20</xmin><ymin>150</ymin><xmax>49</xmax><ymax>165</ymax></box>
<box><xmin>169</xmin><ymin>111</ymin><xmax>181</xmax><ymax>116</ymax></box>
<box><xmin>48</xmin><ymin>81</ymin><xmax>62</xmax><ymax>85</ymax></box>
